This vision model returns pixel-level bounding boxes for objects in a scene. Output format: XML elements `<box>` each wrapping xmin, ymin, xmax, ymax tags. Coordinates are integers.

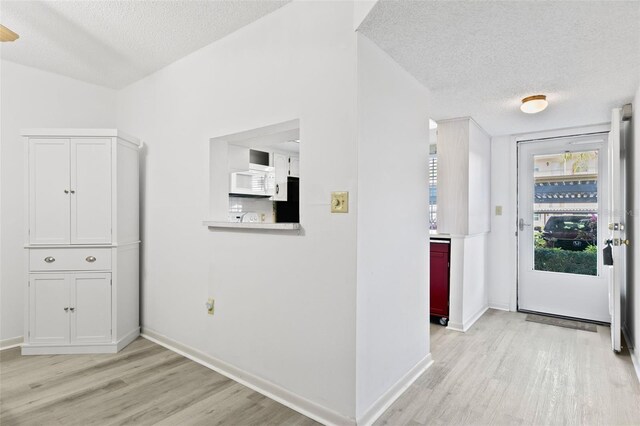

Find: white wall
<box><xmin>116</xmin><ymin>2</ymin><xmax>360</xmax><ymax>420</ymax></box>
<box><xmin>624</xmin><ymin>86</ymin><xmax>639</xmax><ymax>376</ymax></box>
<box><xmin>0</xmin><ymin>60</ymin><xmax>116</xmax><ymax>345</ymax></box>
<box><xmin>355</xmin><ymin>33</ymin><xmax>430</xmax><ymax>421</ymax></box>
<box><xmin>462</xmin><ymin>235</ymin><xmax>489</xmax><ymax>324</ymax></box>
<box><xmin>487</xmin><ymin>135</ymin><xmax>517</xmax><ymax>311</ymax></box>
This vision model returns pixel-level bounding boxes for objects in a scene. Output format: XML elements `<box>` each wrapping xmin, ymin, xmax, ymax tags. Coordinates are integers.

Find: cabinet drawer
<box><xmin>29</xmin><ymin>248</ymin><xmax>112</xmax><ymax>271</ymax></box>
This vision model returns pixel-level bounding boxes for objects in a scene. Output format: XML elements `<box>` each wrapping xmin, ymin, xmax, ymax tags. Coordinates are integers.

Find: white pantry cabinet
<box><xmin>22</xmin><ymin>129</ymin><xmax>141</xmax><ymax>355</ymax></box>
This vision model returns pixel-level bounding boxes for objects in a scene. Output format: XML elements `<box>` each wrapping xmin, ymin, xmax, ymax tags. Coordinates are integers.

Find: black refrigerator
<box><xmin>275</xmin><ymin>177</ymin><xmax>299</xmax><ymax>223</ymax></box>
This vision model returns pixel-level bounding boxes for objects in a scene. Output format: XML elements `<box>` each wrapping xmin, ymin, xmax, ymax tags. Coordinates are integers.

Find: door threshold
<box><xmin>517</xmin><ymin>309</ymin><xmax>609</xmax><ymax>326</ymax></box>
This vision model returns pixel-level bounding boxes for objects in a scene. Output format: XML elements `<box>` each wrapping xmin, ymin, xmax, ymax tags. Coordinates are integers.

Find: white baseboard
<box><xmin>488</xmin><ymin>302</ymin><xmax>510</xmax><ymax>312</ymax></box>
<box><xmin>356</xmin><ymin>354</ymin><xmax>433</xmax><ymax>426</ymax></box>
<box><xmin>448</xmin><ymin>305</ymin><xmax>489</xmax><ymax>333</ymax></box>
<box><xmin>117</xmin><ymin>328</ymin><xmax>141</xmax><ymax>351</ymax></box>
<box><xmin>0</xmin><ymin>336</ymin><xmax>23</xmax><ymax>351</ymax></box>
<box><xmin>141</xmin><ymin>328</ymin><xmax>354</xmax><ymax>426</ymax></box>
<box><xmin>622</xmin><ymin>326</ymin><xmax>640</xmax><ymax>384</ymax></box>
<box><xmin>463</xmin><ymin>305</ymin><xmax>489</xmax><ymax>332</ymax></box>
<box><xmin>446</xmin><ymin>321</ymin><xmax>464</xmax><ymax>332</ymax></box>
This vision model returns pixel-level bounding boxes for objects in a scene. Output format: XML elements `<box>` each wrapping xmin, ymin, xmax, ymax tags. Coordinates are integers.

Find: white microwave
<box><xmin>229</xmin><ymin>164</ymin><xmax>275</xmax><ymax>197</ymax></box>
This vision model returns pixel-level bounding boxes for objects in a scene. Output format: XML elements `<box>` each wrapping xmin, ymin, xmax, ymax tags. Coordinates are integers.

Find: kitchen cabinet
<box><xmin>430</xmin><ymin>240</ymin><xmax>450</xmax><ymax>324</ymax></box>
<box><xmin>22</xmin><ymin>129</ymin><xmax>141</xmax><ymax>355</ymax></box>
<box><xmin>273</xmin><ymin>153</ymin><xmax>289</xmax><ymax>201</ymax></box>
<box><xmin>288</xmin><ymin>155</ymin><xmax>300</xmax><ymax>178</ymax></box>
<box><xmin>436</xmin><ymin>117</ymin><xmax>490</xmax><ymax>235</ymax></box>
<box><xmin>29</xmin><ymin>273</ymin><xmax>111</xmax><ymax>345</ymax></box>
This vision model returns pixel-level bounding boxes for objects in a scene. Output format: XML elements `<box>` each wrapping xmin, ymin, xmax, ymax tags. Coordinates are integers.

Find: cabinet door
<box><xmin>71</xmin><ymin>273</ymin><xmax>112</xmax><ymax>343</ymax></box>
<box><xmin>288</xmin><ymin>156</ymin><xmax>300</xmax><ymax>178</ymax></box>
<box><xmin>29</xmin><ymin>274</ymin><xmax>70</xmax><ymax>344</ymax></box>
<box><xmin>70</xmin><ymin>139</ymin><xmax>112</xmax><ymax>244</ymax></box>
<box><xmin>273</xmin><ymin>153</ymin><xmax>288</xmax><ymax>201</ymax></box>
<box><xmin>29</xmin><ymin>139</ymin><xmax>71</xmax><ymax>244</ymax></box>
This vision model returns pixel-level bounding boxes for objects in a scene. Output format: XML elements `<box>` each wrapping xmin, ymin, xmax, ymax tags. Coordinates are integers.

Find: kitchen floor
<box><xmin>1</xmin><ymin>309</ymin><xmax>639</xmax><ymax>425</ymax></box>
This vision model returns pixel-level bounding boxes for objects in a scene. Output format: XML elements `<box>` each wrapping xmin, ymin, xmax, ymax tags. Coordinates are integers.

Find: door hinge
<box><xmin>110</xmin><ymin>279</ymin><xmax>113</xmax><ymax>286</ymax></box>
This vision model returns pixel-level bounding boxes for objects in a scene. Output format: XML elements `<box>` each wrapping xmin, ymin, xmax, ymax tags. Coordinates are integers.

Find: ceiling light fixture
<box><xmin>520</xmin><ymin>95</ymin><xmax>548</xmax><ymax>114</ymax></box>
<box><xmin>0</xmin><ymin>24</ymin><xmax>19</xmax><ymax>42</ymax></box>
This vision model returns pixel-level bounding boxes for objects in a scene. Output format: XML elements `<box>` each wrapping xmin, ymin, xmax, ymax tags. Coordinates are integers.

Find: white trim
<box><xmin>623</xmin><ymin>327</ymin><xmax>640</xmax><ymax>384</ymax></box>
<box><xmin>489</xmin><ymin>302</ymin><xmax>511</xmax><ymax>312</ymax></box>
<box><xmin>0</xmin><ymin>336</ymin><xmax>23</xmax><ymax>350</ymax></box>
<box><xmin>203</xmin><ymin>221</ymin><xmax>300</xmax><ymax>230</ymax></box>
<box><xmin>21</xmin><ymin>328</ymin><xmax>139</xmax><ymax>355</ymax></box>
<box><xmin>21</xmin><ymin>129</ymin><xmax>141</xmax><ymax>146</ymax></box>
<box><xmin>116</xmin><ymin>328</ymin><xmax>141</xmax><ymax>351</ymax></box>
<box><xmin>448</xmin><ymin>305</ymin><xmax>489</xmax><ymax>333</ymax></box>
<box><xmin>141</xmin><ymin>328</ymin><xmax>354</xmax><ymax>426</ymax></box>
<box><xmin>356</xmin><ymin>354</ymin><xmax>433</xmax><ymax>426</ymax></box>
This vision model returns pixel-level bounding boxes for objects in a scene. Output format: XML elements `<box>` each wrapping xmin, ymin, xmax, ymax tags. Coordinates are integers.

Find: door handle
<box><xmin>518</xmin><ymin>218</ymin><xmax>531</xmax><ymax>231</ymax></box>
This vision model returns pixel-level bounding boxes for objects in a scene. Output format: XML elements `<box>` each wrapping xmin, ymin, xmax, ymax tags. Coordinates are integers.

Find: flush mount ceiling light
<box><xmin>0</xmin><ymin>24</ymin><xmax>19</xmax><ymax>42</ymax></box>
<box><xmin>520</xmin><ymin>95</ymin><xmax>548</xmax><ymax>114</ymax></box>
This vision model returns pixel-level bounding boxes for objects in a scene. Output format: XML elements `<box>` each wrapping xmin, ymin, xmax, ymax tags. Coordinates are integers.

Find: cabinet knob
<box><xmin>64</xmin><ymin>189</ymin><xmax>69</xmax><ymax>194</ymax></box>
<box><xmin>85</xmin><ymin>256</ymin><xmax>96</xmax><ymax>263</ymax></box>
<box><xmin>64</xmin><ymin>307</ymin><xmax>69</xmax><ymax>312</ymax></box>
<box><xmin>70</xmin><ymin>190</ymin><xmax>75</xmax><ymax>194</ymax></box>
<box><xmin>44</xmin><ymin>256</ymin><xmax>55</xmax><ymax>263</ymax></box>
<box><xmin>70</xmin><ymin>307</ymin><xmax>75</xmax><ymax>312</ymax></box>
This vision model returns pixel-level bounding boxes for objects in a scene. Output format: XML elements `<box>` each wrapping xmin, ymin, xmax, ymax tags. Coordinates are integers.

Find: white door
<box><xmin>29</xmin><ymin>139</ymin><xmax>71</xmax><ymax>244</ymax></box>
<box><xmin>70</xmin><ymin>139</ymin><xmax>112</xmax><ymax>244</ymax></box>
<box><xmin>273</xmin><ymin>153</ymin><xmax>288</xmax><ymax>201</ymax></box>
<box><xmin>518</xmin><ymin>133</ymin><xmax>609</xmax><ymax>322</ymax></box>
<box><xmin>607</xmin><ymin>108</ymin><xmax>626</xmax><ymax>352</ymax></box>
<box><xmin>29</xmin><ymin>274</ymin><xmax>70</xmax><ymax>344</ymax></box>
<box><xmin>71</xmin><ymin>273</ymin><xmax>112</xmax><ymax>343</ymax></box>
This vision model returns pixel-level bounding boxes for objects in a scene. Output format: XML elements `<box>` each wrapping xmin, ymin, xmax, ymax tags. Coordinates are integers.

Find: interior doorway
<box><xmin>517</xmin><ymin>133</ymin><xmax>610</xmax><ymax>322</ymax></box>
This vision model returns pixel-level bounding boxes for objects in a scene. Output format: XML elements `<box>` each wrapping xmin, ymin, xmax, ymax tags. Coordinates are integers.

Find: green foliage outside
<box><xmin>534</xmin><ymin>231</ymin><xmax>547</xmax><ymax>248</ymax></box>
<box><xmin>584</xmin><ymin>244</ymin><xmax>598</xmax><ymax>254</ymax></box>
<box><xmin>534</xmin><ymin>247</ymin><xmax>597</xmax><ymax>276</ymax></box>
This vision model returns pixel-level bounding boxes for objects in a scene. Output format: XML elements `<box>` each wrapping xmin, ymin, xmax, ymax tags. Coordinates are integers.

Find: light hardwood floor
<box><xmin>1</xmin><ymin>310</ymin><xmax>639</xmax><ymax>425</ymax></box>
<box><xmin>376</xmin><ymin>309</ymin><xmax>640</xmax><ymax>425</ymax></box>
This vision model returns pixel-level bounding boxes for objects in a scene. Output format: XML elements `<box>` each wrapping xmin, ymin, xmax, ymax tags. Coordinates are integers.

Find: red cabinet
<box><xmin>430</xmin><ymin>240</ymin><xmax>450</xmax><ymax>324</ymax></box>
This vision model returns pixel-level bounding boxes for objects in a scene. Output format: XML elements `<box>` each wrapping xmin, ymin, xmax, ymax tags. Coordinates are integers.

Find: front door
<box><xmin>517</xmin><ymin>133</ymin><xmax>609</xmax><ymax>322</ymax></box>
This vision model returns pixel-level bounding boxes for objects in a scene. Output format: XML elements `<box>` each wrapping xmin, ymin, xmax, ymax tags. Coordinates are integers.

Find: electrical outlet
<box><xmin>495</xmin><ymin>205</ymin><xmax>503</xmax><ymax>216</ymax></box>
<box><xmin>205</xmin><ymin>298</ymin><xmax>215</xmax><ymax>315</ymax></box>
<box><xmin>331</xmin><ymin>191</ymin><xmax>349</xmax><ymax>213</ymax></box>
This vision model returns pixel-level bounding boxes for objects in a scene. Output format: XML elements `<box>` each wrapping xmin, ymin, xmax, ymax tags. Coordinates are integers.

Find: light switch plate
<box><xmin>331</xmin><ymin>191</ymin><xmax>349</xmax><ymax>213</ymax></box>
<box><xmin>495</xmin><ymin>205</ymin><xmax>503</xmax><ymax>216</ymax></box>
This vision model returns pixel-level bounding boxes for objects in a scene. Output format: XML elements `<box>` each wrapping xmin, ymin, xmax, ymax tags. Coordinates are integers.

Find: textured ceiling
<box><xmin>359</xmin><ymin>1</ymin><xmax>640</xmax><ymax>136</ymax></box>
<box><xmin>0</xmin><ymin>0</ymin><xmax>290</xmax><ymax>89</ymax></box>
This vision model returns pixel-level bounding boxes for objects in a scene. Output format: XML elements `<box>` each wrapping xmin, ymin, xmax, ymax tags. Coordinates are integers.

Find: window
<box><xmin>429</xmin><ymin>154</ymin><xmax>437</xmax><ymax>230</ymax></box>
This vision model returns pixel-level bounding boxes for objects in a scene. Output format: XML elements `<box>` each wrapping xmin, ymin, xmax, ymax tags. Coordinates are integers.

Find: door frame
<box><xmin>503</xmin><ymin>124</ymin><xmax>612</xmax><ymax>313</ymax></box>
<box><xmin>516</xmin><ymin>132</ymin><xmax>609</xmax><ymax>321</ymax></box>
